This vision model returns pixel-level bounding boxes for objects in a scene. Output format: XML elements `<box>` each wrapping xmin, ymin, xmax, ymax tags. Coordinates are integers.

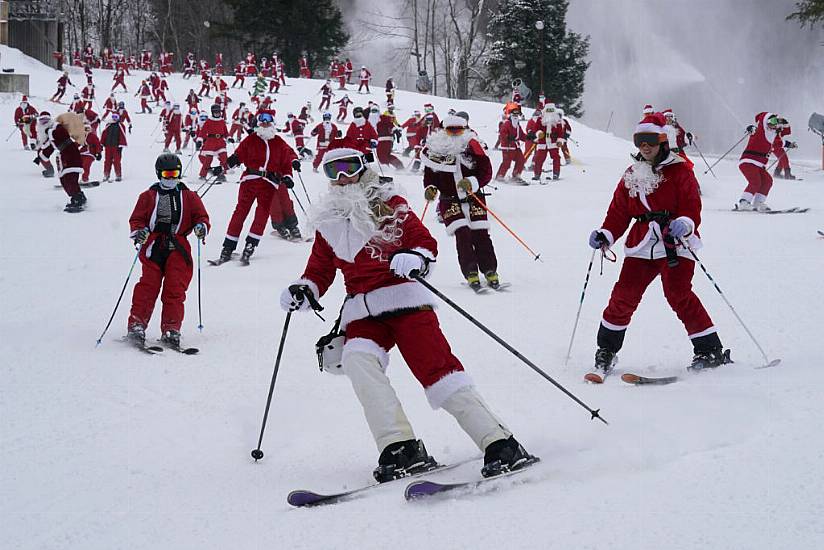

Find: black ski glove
<box><xmin>291</xmin><ymin>159</ymin><xmax>302</xmax><ymax>172</ymax></box>
<box><xmin>281</xmin><ymin>175</ymin><xmax>294</xmax><ymax>189</ymax></box>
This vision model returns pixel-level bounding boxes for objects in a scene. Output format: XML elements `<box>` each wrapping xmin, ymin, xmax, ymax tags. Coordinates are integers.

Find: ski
<box><xmin>732</xmin><ymin>205</ymin><xmax>809</xmax><ymax>214</ymax></box>
<box><xmin>207</xmin><ymin>252</ymin><xmax>237</xmax><ymax>266</ymax></box>
<box><xmin>287</xmin><ymin>457</ymin><xmax>479</xmax><ymax>508</ymax></box>
<box><xmin>120</xmin><ymin>338</ymin><xmax>164</xmax><ymax>354</ymax></box>
<box><xmin>620</xmin><ymin>373</ymin><xmax>678</xmax><ymax>386</ymax></box>
<box><xmin>818</xmin><ymin>230</ymin><xmax>824</xmax><ymax>237</ymax></box>
<box><xmin>63</xmin><ymin>205</ymin><xmax>85</xmax><ymax>213</ymax></box>
<box><xmin>583</xmin><ymin>371</ymin><xmax>611</xmax><ymax>384</ymax></box>
<box><xmin>404</xmin><ymin>457</ymin><xmax>540</xmax><ymax>501</ymax></box>
<box><xmin>461</xmin><ymin>282</ymin><xmax>491</xmax><ymax>294</ymax></box>
<box><xmin>488</xmin><ymin>282</ymin><xmax>512</xmax><ymax>292</ymax></box>
<box><xmin>157</xmin><ymin>341</ymin><xmax>199</xmax><ymax>355</ymax></box>
<box><xmin>56</xmin><ymin>180</ymin><xmax>100</xmax><ymax>189</ymax></box>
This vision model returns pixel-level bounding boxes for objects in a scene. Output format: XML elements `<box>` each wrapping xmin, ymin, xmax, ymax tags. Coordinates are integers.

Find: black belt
<box><xmin>206</xmin><ymin>134</ymin><xmax>224</xmax><ymax>139</ymax></box>
<box><xmin>742</xmin><ymin>150</ymin><xmax>768</xmax><ymax>159</ymax></box>
<box><xmin>671</xmin><ymin>147</ymin><xmax>682</xmax><ymax>153</ymax></box>
<box><xmin>633</xmin><ymin>210</ymin><xmax>670</xmax><ymax>223</ymax></box>
<box><xmin>374</xmin><ymin>305</ymin><xmax>433</xmax><ymax>320</ymax></box>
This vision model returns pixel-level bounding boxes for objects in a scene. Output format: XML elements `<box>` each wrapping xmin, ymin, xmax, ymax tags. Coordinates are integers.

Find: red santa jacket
<box><xmin>129</xmin><ymin>183</ymin><xmax>211</xmax><ymax>265</ymax></box>
<box><xmin>14</xmin><ymin>104</ymin><xmax>38</xmax><ymax>126</ymax></box>
<box><xmin>422</xmin><ymin>138</ymin><xmax>492</xmax><ymax>199</ymax></box>
<box><xmin>294</xmin><ymin>190</ymin><xmax>438</xmax><ymax>329</ymax></box>
<box><xmin>165</xmin><ymin>112</ymin><xmax>182</xmax><ymax>133</ymax></box>
<box><xmin>739</xmin><ymin>112</ymin><xmax>778</xmax><ymax>169</ymax></box>
<box><xmin>597</xmin><ymin>155</ymin><xmax>702</xmax><ymax>260</ymax></box>
<box><xmin>80</xmin><ymin>132</ymin><xmax>102</xmax><ymax>158</ymax></box>
<box><xmin>231</xmin><ymin>132</ymin><xmax>297</xmax><ymax>185</ymax></box>
<box><xmin>345</xmin><ymin>121</ymin><xmax>378</xmax><ymax>152</ymax></box>
<box><xmin>375</xmin><ymin>114</ymin><xmax>397</xmax><ymax>140</ymax></box>
<box><xmin>40</xmin><ymin>123</ymin><xmax>82</xmax><ymax>175</ymax></box>
<box><xmin>359</xmin><ymin>68</ymin><xmax>372</xmax><ymax>81</ymax></box>
<box><xmin>498</xmin><ymin>118</ymin><xmax>526</xmax><ymax>151</ymax></box>
<box><xmin>401</xmin><ymin>116</ymin><xmax>420</xmax><ymax>138</ymax></box>
<box><xmin>197</xmin><ymin>117</ymin><xmax>228</xmax><ymax>154</ymax></box>
<box><xmin>310</xmin><ymin>122</ymin><xmax>339</xmax><ymax>149</ymax></box>
<box><xmin>101</xmin><ymin>121</ymin><xmax>128</xmax><ymax>147</ymax></box>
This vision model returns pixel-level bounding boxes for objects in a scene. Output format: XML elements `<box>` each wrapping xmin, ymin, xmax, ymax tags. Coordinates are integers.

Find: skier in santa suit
<box><xmin>81</xmin><ymin>83</ymin><xmax>95</xmax><ymax>109</ymax></box>
<box><xmin>283</xmin><ymin>112</ymin><xmax>312</xmax><ymax>159</ymax></box>
<box><xmin>299</xmin><ymin>55</ymin><xmax>311</xmax><ymax>78</ymax></box>
<box><xmin>495</xmin><ymin>103</ymin><xmax>527</xmax><ymax>183</ymax></box>
<box><xmin>232</xmin><ymin>62</ymin><xmax>246</xmax><ymax>88</ymax></box>
<box><xmin>155</xmin><ymin>76</ymin><xmax>170</xmax><ymax>104</ymax></box>
<box><xmin>524</xmin><ymin>110</ymin><xmax>542</xmax><ymax>163</ymax></box>
<box><xmin>210</xmin><ymin>110</ymin><xmax>300</xmax><ymax>262</ymax></box>
<box><xmin>14</xmin><ymin>96</ymin><xmax>38</xmax><ymax>150</ymax></box>
<box><xmin>334</xmin><ymin>94</ymin><xmax>353</xmax><ymax>121</ymax></box>
<box><xmin>345</xmin><ymin>107</ymin><xmax>378</xmax><ymax>153</ymax></box>
<box><xmin>115</xmin><ymin>101</ymin><xmax>132</xmax><ymax>133</ymax></box>
<box><xmin>737</xmin><ymin>112</ymin><xmax>782</xmax><ymax>212</ymax></box>
<box><xmin>358</xmin><ymin>66</ymin><xmax>372</xmax><ymax>93</ymax></box>
<box><xmin>409</xmin><ymin>114</ymin><xmax>438</xmax><ymax>171</ymax></box>
<box><xmin>229</xmin><ymin>102</ymin><xmax>250</xmax><ymax>142</ymax></box>
<box><xmin>35</xmin><ymin>111</ymin><xmax>87</xmax><ymax>211</ymax></box>
<box><xmin>126</xmin><ymin>153</ymin><xmax>210</xmax><ymax>349</ymax></box>
<box><xmin>198</xmin><ymin>69</ymin><xmax>211</xmax><ymax>97</ymax></box>
<box><xmin>422</xmin><ymin>103</ymin><xmax>440</xmax><ymax>128</ymax></box>
<box><xmin>100</xmin><ymin>113</ymin><xmax>128</xmax><ymax>182</ymax></box>
<box><xmin>662</xmin><ymin>109</ymin><xmax>694</xmax><ymax>170</ymax></box>
<box><xmin>164</xmin><ymin>104</ymin><xmax>183</xmax><ymax>154</ymax></box>
<box><xmin>310</xmin><ymin>112</ymin><xmax>339</xmax><ymax>172</ymax></box>
<box><xmin>586</xmin><ymin>113</ymin><xmax>731</xmax><ymax>379</ymax></box>
<box><xmin>400</xmin><ymin>110</ymin><xmax>422</xmax><ymax>156</ymax></box>
<box><xmin>771</xmin><ymin>118</ymin><xmax>797</xmax><ymax>180</ymax></box>
<box><xmin>375</xmin><ymin>112</ymin><xmax>404</xmax><ymax>169</ymax></box>
<box><xmin>215</xmin><ymin>52</ymin><xmax>224</xmax><ymax>75</ymax></box>
<box><xmin>50</xmin><ymin>71</ymin><xmax>73</xmax><ymax>103</ymax></box>
<box><xmin>318</xmin><ymin>79</ymin><xmax>334</xmax><ymax>111</ymax></box>
<box><xmin>136</xmin><ymin>80</ymin><xmax>153</xmax><ymax>113</ymax></box>
<box><xmin>73</xmin><ymin>102</ymin><xmax>101</xmax><ymax>136</ymax></box>
<box><xmin>280</xmin><ymin>139</ymin><xmax>536</xmax><ymax>480</ymax></box>
<box><xmin>344</xmin><ymin>58</ymin><xmax>354</xmax><ymax>82</ymax></box>
<box><xmin>421</xmin><ymin>115</ymin><xmax>501</xmax><ymax>290</ymax></box>
<box><xmin>79</xmin><ymin>120</ymin><xmax>102</xmax><ymax>183</ymax></box>
<box><xmin>532</xmin><ymin>105</ymin><xmax>564</xmax><ymax>181</ymax></box>
<box><xmin>182</xmin><ymin>108</ymin><xmax>199</xmax><ymax>149</ymax></box>
<box><xmin>102</xmin><ymin>93</ymin><xmax>118</xmax><ymax>118</ymax></box>
<box><xmin>69</xmin><ymin>94</ymin><xmax>85</xmax><ymax>113</ymax></box>
<box><xmin>195</xmin><ymin>104</ymin><xmax>229</xmax><ymax>181</ymax></box>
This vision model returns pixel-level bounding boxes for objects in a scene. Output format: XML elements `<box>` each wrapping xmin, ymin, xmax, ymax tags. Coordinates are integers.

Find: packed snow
<box><xmin>2</xmin><ymin>45</ymin><xmax>822</xmax><ymax>550</ymax></box>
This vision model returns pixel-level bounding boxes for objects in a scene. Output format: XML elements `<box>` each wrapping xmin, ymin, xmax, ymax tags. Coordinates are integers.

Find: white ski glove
<box><xmin>390</xmin><ymin>252</ymin><xmax>427</xmax><ymax>279</ymax></box>
<box><xmin>279</xmin><ymin>285</ymin><xmax>313</xmax><ymax>312</ymax></box>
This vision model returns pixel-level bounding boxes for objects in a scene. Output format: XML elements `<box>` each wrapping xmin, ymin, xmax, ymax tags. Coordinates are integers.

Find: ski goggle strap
<box><xmin>633</xmin><ymin>132</ymin><xmax>662</xmax><ymax>147</ymax></box>
<box><xmin>160</xmin><ymin>169</ymin><xmax>181</xmax><ymax>179</ymax></box>
<box><xmin>322</xmin><ymin>155</ymin><xmax>366</xmax><ymax>181</ymax></box>
<box><xmin>258</xmin><ymin>112</ymin><xmax>274</xmax><ymax>123</ymax></box>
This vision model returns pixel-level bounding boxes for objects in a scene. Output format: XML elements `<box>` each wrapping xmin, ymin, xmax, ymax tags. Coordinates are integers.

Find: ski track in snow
<box><xmin>1</xmin><ymin>45</ymin><xmax>823</xmax><ymax>550</ymax></box>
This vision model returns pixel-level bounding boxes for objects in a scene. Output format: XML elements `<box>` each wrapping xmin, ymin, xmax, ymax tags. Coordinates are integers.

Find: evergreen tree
<box><xmin>787</xmin><ymin>0</ymin><xmax>824</xmax><ymax>28</ymax></box>
<box><xmin>485</xmin><ymin>0</ymin><xmax>589</xmax><ymax>116</ymax></box>
<box><xmin>221</xmin><ymin>0</ymin><xmax>348</xmax><ymax>75</ymax></box>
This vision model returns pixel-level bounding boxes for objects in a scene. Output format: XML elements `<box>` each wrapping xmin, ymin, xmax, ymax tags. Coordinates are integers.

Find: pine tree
<box><xmin>222</xmin><ymin>0</ymin><xmax>348</xmax><ymax>75</ymax></box>
<box><xmin>485</xmin><ymin>0</ymin><xmax>589</xmax><ymax>116</ymax></box>
<box><xmin>787</xmin><ymin>0</ymin><xmax>824</xmax><ymax>28</ymax></box>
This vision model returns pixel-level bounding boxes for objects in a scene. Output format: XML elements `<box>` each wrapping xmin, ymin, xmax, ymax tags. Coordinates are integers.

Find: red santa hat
<box><xmin>662</xmin><ymin>108</ymin><xmax>674</xmax><ymax>118</ymax></box>
<box><xmin>321</xmin><ymin>137</ymin><xmax>368</xmax><ymax>164</ymax></box>
<box><xmin>424</xmin><ymin>103</ymin><xmax>434</xmax><ymax>112</ymax></box>
<box><xmin>21</xmin><ymin>95</ymin><xmax>28</xmax><ymax>102</ymax></box>
<box><xmin>642</xmin><ymin>104</ymin><xmax>654</xmax><ymax>115</ymax></box>
<box><xmin>442</xmin><ymin>115</ymin><xmax>468</xmax><ymax>129</ymax></box>
<box><xmin>634</xmin><ymin>113</ymin><xmax>668</xmax><ymax>142</ymax></box>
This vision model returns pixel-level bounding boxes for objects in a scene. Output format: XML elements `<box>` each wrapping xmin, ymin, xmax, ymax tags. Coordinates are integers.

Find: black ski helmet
<box><xmin>155</xmin><ymin>152</ymin><xmax>183</xmax><ymax>179</ymax></box>
<box><xmin>210</xmin><ymin>103</ymin><xmax>222</xmax><ymax>117</ymax></box>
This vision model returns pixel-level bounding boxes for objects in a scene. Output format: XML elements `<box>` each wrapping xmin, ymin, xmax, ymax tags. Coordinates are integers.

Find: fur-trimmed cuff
<box><xmin>465</xmin><ymin>176</ymin><xmax>481</xmax><ymax>193</ymax></box>
<box><xmin>292</xmin><ymin>277</ymin><xmax>320</xmax><ymax>299</ymax></box>
<box><xmin>673</xmin><ymin>216</ymin><xmax>695</xmax><ymax>237</ymax></box>
<box><xmin>424</xmin><ymin>370</ymin><xmax>474</xmax><ymax>409</ymax></box>
<box><xmin>342</xmin><ymin>337</ymin><xmax>391</xmax><ymax>370</ymax></box>
<box><xmin>598</xmin><ymin>228</ymin><xmax>615</xmax><ymax>245</ymax></box>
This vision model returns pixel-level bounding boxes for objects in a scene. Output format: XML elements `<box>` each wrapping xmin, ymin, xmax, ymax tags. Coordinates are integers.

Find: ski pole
<box><xmin>150</xmin><ymin>117</ymin><xmax>162</xmax><ymax>136</ymax></box>
<box><xmin>197</xmin><ymin>238</ymin><xmax>203</xmax><ymax>331</ymax></box>
<box><xmin>295</xmin><ymin>170</ymin><xmax>312</xmax><ymax>205</ymax></box>
<box><xmin>467</xmin><ymin>191</ymin><xmax>542</xmax><ymax>262</ymax></box>
<box><xmin>411</xmin><ymin>273</ymin><xmax>607</xmax><ymax>424</ymax></box>
<box><xmin>95</xmin><ymin>246</ymin><xmax>141</xmax><ymax>347</ymax></box>
<box><xmin>290</xmin><ymin>188</ymin><xmax>307</xmax><ymax>215</ymax></box>
<box><xmin>420</xmin><ymin>199</ymin><xmax>431</xmax><ymax>220</ymax></box>
<box><xmin>563</xmin><ymin>248</ymin><xmax>598</xmax><ymax>366</ymax></box>
<box><xmin>692</xmin><ymin>139</ymin><xmax>716</xmax><ymax>178</ymax></box>
<box><xmin>605</xmin><ymin>110</ymin><xmax>614</xmax><ymax>133</ymax></box>
<box><xmin>371</xmin><ymin>144</ymin><xmax>386</xmax><ymax>177</ymax></box>
<box><xmin>767</xmin><ymin>149</ymin><xmax>789</xmax><ymax>172</ymax></box>
<box><xmin>251</xmin><ymin>310</ymin><xmax>293</xmax><ymax>461</ymax></box>
<box><xmin>704</xmin><ymin>133</ymin><xmax>747</xmax><ymax>174</ymax></box>
<box><xmin>677</xmin><ymin>238</ymin><xmax>779</xmax><ymax>368</ymax></box>
<box><xmin>198</xmin><ymin>174</ymin><xmax>220</xmax><ymax>198</ymax></box>
<box><xmin>182</xmin><ymin>148</ymin><xmax>196</xmax><ymax>176</ymax></box>
<box><xmin>5</xmin><ymin>125</ymin><xmax>19</xmax><ymax>142</ymax></box>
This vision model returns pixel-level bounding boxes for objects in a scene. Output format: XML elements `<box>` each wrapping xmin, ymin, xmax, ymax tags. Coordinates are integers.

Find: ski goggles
<box><xmin>633</xmin><ymin>132</ymin><xmax>662</xmax><ymax>147</ymax></box>
<box><xmin>444</xmin><ymin>126</ymin><xmax>466</xmax><ymax>136</ymax></box>
<box><xmin>160</xmin><ymin>169</ymin><xmax>181</xmax><ymax>179</ymax></box>
<box><xmin>323</xmin><ymin>155</ymin><xmax>366</xmax><ymax>181</ymax></box>
<box><xmin>257</xmin><ymin>112</ymin><xmax>274</xmax><ymax>123</ymax></box>
<box><xmin>111</xmin><ymin>113</ymin><xmax>121</xmax><ymax>122</ymax></box>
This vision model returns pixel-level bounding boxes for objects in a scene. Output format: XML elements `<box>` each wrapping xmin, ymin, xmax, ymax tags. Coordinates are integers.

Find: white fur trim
<box><xmin>601</xmin><ymin>318</ymin><xmax>629</xmax><ymax>332</ymax></box>
<box><xmin>635</xmin><ymin>122</ymin><xmax>663</xmax><ymax>134</ymax></box>
<box><xmin>291</xmin><ymin>278</ymin><xmax>320</xmax><ymax>301</ymax></box>
<box><xmin>58</xmin><ymin>166</ymin><xmax>84</xmax><ymax>177</ymax></box>
<box><xmin>739</xmin><ymin>158</ymin><xmax>767</xmax><ymax>169</ymax></box>
<box><xmin>424</xmin><ymin>370</ymin><xmax>474</xmax><ymax>409</ymax></box>
<box><xmin>340</xmin><ymin>281</ymin><xmax>437</xmax><ymax>330</ymax></box>
<box><xmin>199</xmin><ymin>148</ymin><xmax>227</xmax><ymax>157</ymax></box>
<box><xmin>443</xmin><ymin>217</ymin><xmax>469</xmax><ymax>236</ymax></box>
<box><xmin>689</xmin><ymin>326</ymin><xmax>717</xmax><ymax>340</ymax></box>
<box><xmin>342</xmin><ymin>337</ymin><xmax>390</xmax><ymax>369</ymax></box>
<box><xmin>410</xmin><ymin>246</ymin><xmax>435</xmax><ymax>261</ymax></box>
<box><xmin>465</xmin><ymin>176</ymin><xmax>481</xmax><ymax>194</ymax></box>
<box><xmin>674</xmin><ymin>215</ymin><xmax>695</xmax><ymax>237</ymax></box>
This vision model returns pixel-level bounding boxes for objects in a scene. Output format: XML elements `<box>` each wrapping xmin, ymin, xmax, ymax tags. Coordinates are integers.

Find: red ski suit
<box><xmin>196</xmin><ymin>117</ymin><xmax>229</xmax><ymax>177</ymax></box>
<box><xmin>495</xmin><ymin>118</ymin><xmax>526</xmax><ymax>178</ymax></box>
<box><xmin>345</xmin><ymin>120</ymin><xmax>378</xmax><ymax>153</ymax></box>
<box><xmin>40</xmin><ymin>122</ymin><xmax>83</xmax><ymax>196</ymax></box>
<box><xmin>310</xmin><ymin>121</ymin><xmax>339</xmax><ymax>169</ymax></box>
<box><xmin>14</xmin><ymin>104</ymin><xmax>38</xmax><ymax>147</ymax></box>
<box><xmin>128</xmin><ymin>184</ymin><xmax>210</xmax><ymax>332</ymax></box>
<box><xmin>80</xmin><ymin>132</ymin><xmax>102</xmax><ymax>181</ymax></box>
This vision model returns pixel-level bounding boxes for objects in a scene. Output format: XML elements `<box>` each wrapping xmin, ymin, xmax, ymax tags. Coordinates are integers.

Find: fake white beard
<box><xmin>353</xmin><ymin>116</ymin><xmax>366</xmax><ymax>127</ymax></box>
<box><xmin>623</xmin><ymin>159</ymin><xmax>662</xmax><ymax>198</ymax></box>
<box><xmin>323</xmin><ymin>121</ymin><xmax>332</xmax><ymax>133</ymax></box>
<box><xmin>307</xmin><ymin>172</ymin><xmax>408</xmax><ymax>256</ymax></box>
<box><xmin>254</xmin><ymin>124</ymin><xmax>277</xmax><ymax>141</ymax></box>
<box><xmin>425</xmin><ymin>129</ymin><xmax>472</xmax><ymax>157</ymax></box>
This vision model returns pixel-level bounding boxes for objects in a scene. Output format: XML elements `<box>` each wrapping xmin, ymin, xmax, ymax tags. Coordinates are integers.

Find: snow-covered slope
<box><xmin>2</xmin><ymin>46</ymin><xmax>822</xmax><ymax>550</ymax></box>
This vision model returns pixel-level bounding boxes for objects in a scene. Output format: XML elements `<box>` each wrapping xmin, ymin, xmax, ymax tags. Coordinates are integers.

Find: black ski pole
<box><xmin>677</xmin><ymin>238</ymin><xmax>779</xmax><ymax>369</ymax></box>
<box><xmin>692</xmin><ymin>140</ymin><xmax>716</xmax><ymax>179</ymax></box>
<box><xmin>251</xmin><ymin>310</ymin><xmax>293</xmax><ymax>461</ymax></box>
<box><xmin>290</xmin><ymin>188</ymin><xmax>307</xmax><ymax>215</ymax></box>
<box><xmin>196</xmin><ymin>238</ymin><xmax>203</xmax><ymax>331</ymax></box>
<box><xmin>295</xmin><ymin>170</ymin><xmax>312</xmax><ymax>205</ymax></box>
<box><xmin>704</xmin><ymin>133</ymin><xmax>747</xmax><ymax>175</ymax></box>
<box><xmin>767</xmin><ymin>149</ymin><xmax>788</xmax><ymax>172</ymax></box>
<box><xmin>95</xmin><ymin>246</ymin><xmax>141</xmax><ymax>347</ymax></box>
<box><xmin>198</xmin><ymin>174</ymin><xmax>220</xmax><ymax>199</ymax></box>
<box><xmin>411</xmin><ymin>273</ymin><xmax>608</xmax><ymax>424</ymax></box>
<box><xmin>182</xmin><ymin>148</ymin><xmax>196</xmax><ymax>177</ymax></box>
<box><xmin>563</xmin><ymin>248</ymin><xmax>597</xmax><ymax>366</ymax></box>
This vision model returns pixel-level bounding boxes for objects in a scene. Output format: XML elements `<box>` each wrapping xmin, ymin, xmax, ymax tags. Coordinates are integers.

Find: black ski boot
<box><xmin>161</xmin><ymin>330</ymin><xmax>181</xmax><ymax>348</ymax></box>
<box><xmin>287</xmin><ymin>223</ymin><xmax>302</xmax><ymax>241</ymax></box>
<box><xmin>373</xmin><ymin>439</ymin><xmax>438</xmax><ymax>483</ymax></box>
<box><xmin>585</xmin><ymin>347</ymin><xmax>617</xmax><ymax>383</ymax></box>
<box><xmin>64</xmin><ymin>191</ymin><xmax>87</xmax><ymax>213</ymax></box>
<box><xmin>688</xmin><ymin>348</ymin><xmax>732</xmax><ymax>370</ymax></box>
<box><xmin>42</xmin><ymin>165</ymin><xmax>55</xmax><ymax>178</ymax></box>
<box><xmin>240</xmin><ymin>241</ymin><xmax>257</xmax><ymax>264</ymax></box>
<box><xmin>481</xmin><ymin>436</ymin><xmax>538</xmax><ymax>478</ymax></box>
<box><xmin>272</xmin><ymin>223</ymin><xmax>291</xmax><ymax>240</ymax></box>
<box><xmin>126</xmin><ymin>324</ymin><xmax>146</xmax><ymax>346</ymax></box>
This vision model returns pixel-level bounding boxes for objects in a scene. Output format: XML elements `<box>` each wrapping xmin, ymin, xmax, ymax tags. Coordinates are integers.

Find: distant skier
<box><xmin>100</xmin><ymin>113</ymin><xmax>128</xmax><ymax>182</ymax></box>
<box><xmin>737</xmin><ymin>112</ymin><xmax>783</xmax><ymax>212</ymax></box>
<box><xmin>586</xmin><ymin>113</ymin><xmax>731</xmax><ymax>381</ymax></box>
<box><xmin>79</xmin><ymin>119</ymin><xmax>102</xmax><ymax>184</ymax></box>
<box><xmin>14</xmin><ymin>95</ymin><xmax>38</xmax><ymax>150</ymax></box>
<box><xmin>495</xmin><ymin>103</ymin><xmax>527</xmax><ymax>183</ymax></box>
<box><xmin>126</xmin><ymin>153</ymin><xmax>210</xmax><ymax>350</ymax></box>
<box><xmin>421</xmin><ymin>115</ymin><xmax>501</xmax><ymax>291</ymax></box>
<box><xmin>334</xmin><ymin>94</ymin><xmax>353</xmax><ymax>121</ymax></box>
<box><xmin>50</xmin><ymin>71</ymin><xmax>73</xmax><ymax>103</ymax></box>
<box><xmin>771</xmin><ymin>117</ymin><xmax>797</xmax><ymax>180</ymax></box>
<box><xmin>358</xmin><ymin>66</ymin><xmax>371</xmax><ymax>93</ymax></box>
<box><xmin>195</xmin><ymin>104</ymin><xmax>229</xmax><ymax>181</ymax></box>
<box><xmin>279</xmin><ymin>138</ymin><xmax>536</xmax><ymax>481</ymax></box>
<box><xmin>35</xmin><ymin>111</ymin><xmax>87</xmax><ymax>212</ymax></box>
